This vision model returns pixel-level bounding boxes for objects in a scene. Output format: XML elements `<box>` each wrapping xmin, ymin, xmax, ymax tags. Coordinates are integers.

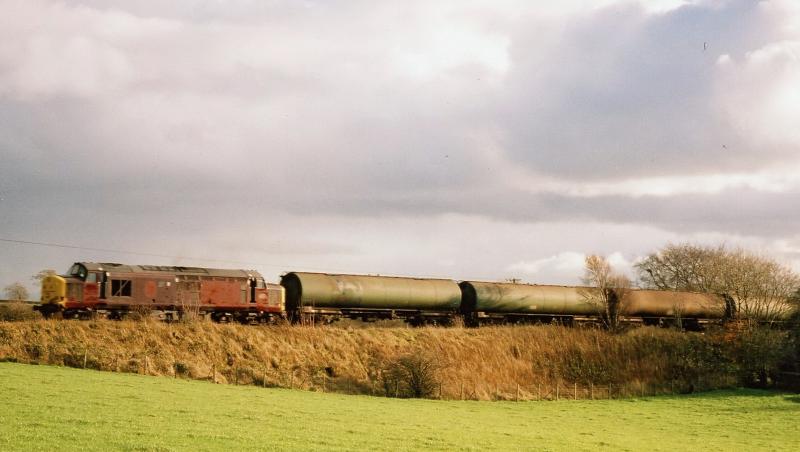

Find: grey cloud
<box><xmin>275</xmin><ymin>185</ymin><xmax>800</xmax><ymax>238</ymax></box>
<box><xmin>496</xmin><ymin>0</ymin><xmax>794</xmax><ymax>179</ymax></box>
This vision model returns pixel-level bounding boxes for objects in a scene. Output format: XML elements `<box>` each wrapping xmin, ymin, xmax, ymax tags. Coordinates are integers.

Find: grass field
<box><xmin>1</xmin><ymin>363</ymin><xmax>798</xmax><ymax>451</ymax></box>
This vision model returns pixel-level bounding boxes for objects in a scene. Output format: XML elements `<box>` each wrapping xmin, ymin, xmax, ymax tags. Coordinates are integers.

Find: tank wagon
<box><xmin>459</xmin><ymin>281</ymin><xmax>601</xmax><ymax>326</ymax></box>
<box><xmin>35</xmin><ymin>262</ymin><xmax>285</xmax><ymax>322</ymax></box>
<box><xmin>623</xmin><ymin>289</ymin><xmax>732</xmax><ymax>329</ymax></box>
<box><xmin>458</xmin><ymin>281</ymin><xmax>734</xmax><ymax>328</ymax></box>
<box><xmin>723</xmin><ymin>295</ymin><xmax>795</xmax><ymax>322</ymax></box>
<box><xmin>280</xmin><ymin>273</ymin><xmax>740</xmax><ymax>328</ymax></box>
<box><xmin>280</xmin><ymin>272</ymin><xmax>462</xmax><ymax>325</ymax></box>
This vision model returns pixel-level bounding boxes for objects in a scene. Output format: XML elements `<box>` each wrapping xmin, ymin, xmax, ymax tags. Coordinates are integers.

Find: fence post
<box><xmin>263</xmin><ymin>367</ymin><xmax>267</xmax><ymax>388</ymax></box>
<box><xmin>516</xmin><ymin>383</ymin><xmax>520</xmax><ymax>402</ymax></box>
<box><xmin>556</xmin><ymin>383</ymin><xmax>559</xmax><ymax>401</ymax></box>
<box><xmin>608</xmin><ymin>383</ymin><xmax>612</xmax><ymax>399</ymax></box>
<box><xmin>574</xmin><ymin>383</ymin><xmax>577</xmax><ymax>400</ymax></box>
<box><xmin>590</xmin><ymin>383</ymin><xmax>594</xmax><ymax>400</ymax></box>
<box><xmin>537</xmin><ymin>383</ymin><xmax>541</xmax><ymax>401</ymax></box>
<box><xmin>83</xmin><ymin>348</ymin><xmax>88</xmax><ymax>369</ymax></box>
<box><xmin>439</xmin><ymin>382</ymin><xmax>443</xmax><ymax>400</ymax></box>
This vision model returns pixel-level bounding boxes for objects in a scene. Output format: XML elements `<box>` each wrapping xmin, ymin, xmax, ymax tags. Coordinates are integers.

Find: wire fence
<box><xmin>41</xmin><ymin>346</ymin><xmax>735</xmax><ymax>402</ymax></box>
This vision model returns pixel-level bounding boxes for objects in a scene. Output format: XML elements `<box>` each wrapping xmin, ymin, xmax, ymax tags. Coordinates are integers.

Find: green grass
<box><xmin>1</xmin><ymin>363</ymin><xmax>799</xmax><ymax>451</ymax></box>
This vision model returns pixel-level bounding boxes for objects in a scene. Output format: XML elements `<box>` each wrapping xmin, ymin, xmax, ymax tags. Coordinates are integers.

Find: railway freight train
<box><xmin>33</xmin><ymin>262</ymin><xmax>794</xmax><ymax>328</ymax></box>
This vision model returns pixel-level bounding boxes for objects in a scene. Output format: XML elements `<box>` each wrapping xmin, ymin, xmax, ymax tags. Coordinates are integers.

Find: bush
<box><xmin>661</xmin><ymin>335</ymin><xmax>733</xmax><ymax>392</ymax></box>
<box><xmin>728</xmin><ymin>327</ymin><xmax>790</xmax><ymax>388</ymax></box>
<box><xmin>786</xmin><ymin>311</ymin><xmax>800</xmax><ymax>373</ymax></box>
<box><xmin>559</xmin><ymin>346</ymin><xmax>613</xmax><ymax>384</ymax></box>
<box><xmin>174</xmin><ymin>361</ymin><xmax>190</xmax><ymax>376</ymax></box>
<box><xmin>380</xmin><ymin>353</ymin><xmax>440</xmax><ymax>398</ymax></box>
<box><xmin>0</xmin><ymin>302</ymin><xmax>38</xmax><ymax>321</ymax></box>
<box><xmin>127</xmin><ymin>306</ymin><xmax>153</xmax><ymax>322</ymax></box>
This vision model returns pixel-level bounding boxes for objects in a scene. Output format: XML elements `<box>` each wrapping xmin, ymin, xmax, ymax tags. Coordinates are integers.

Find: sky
<box><xmin>1</xmin><ymin>0</ymin><xmax>799</xmax><ymax>297</ymax></box>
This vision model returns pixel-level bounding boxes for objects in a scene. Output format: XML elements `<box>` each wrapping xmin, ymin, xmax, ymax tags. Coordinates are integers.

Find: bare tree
<box><xmin>32</xmin><ymin>269</ymin><xmax>57</xmax><ymax>283</ymax></box>
<box><xmin>3</xmin><ymin>282</ymin><xmax>30</xmax><ymax>301</ymax></box>
<box><xmin>636</xmin><ymin>243</ymin><xmax>800</xmax><ymax>323</ymax></box>
<box><xmin>580</xmin><ymin>255</ymin><xmax>631</xmax><ymax>331</ymax></box>
<box><xmin>635</xmin><ymin>243</ymin><xmax>727</xmax><ymax>292</ymax></box>
<box><xmin>178</xmin><ymin>283</ymin><xmax>201</xmax><ymax>322</ymax></box>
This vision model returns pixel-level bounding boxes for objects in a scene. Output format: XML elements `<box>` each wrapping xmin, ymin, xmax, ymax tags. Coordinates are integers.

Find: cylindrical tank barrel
<box><xmin>459</xmin><ymin>281</ymin><xmax>598</xmax><ymax>315</ymax></box>
<box><xmin>726</xmin><ymin>296</ymin><xmax>796</xmax><ymax>321</ymax></box>
<box><xmin>280</xmin><ymin>272</ymin><xmax>462</xmax><ymax>312</ymax></box>
<box><xmin>622</xmin><ymin>290</ymin><xmax>727</xmax><ymax>318</ymax></box>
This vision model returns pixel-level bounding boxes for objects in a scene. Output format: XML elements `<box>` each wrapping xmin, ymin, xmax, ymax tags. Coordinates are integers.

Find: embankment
<box><xmin>0</xmin><ymin>320</ymin><xmax>778</xmax><ymax>400</ymax></box>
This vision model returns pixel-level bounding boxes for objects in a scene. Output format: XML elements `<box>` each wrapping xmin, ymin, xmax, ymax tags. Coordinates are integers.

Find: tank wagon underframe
<box><xmin>297</xmin><ymin>306</ymin><xmax>458</xmax><ymax>326</ymax></box>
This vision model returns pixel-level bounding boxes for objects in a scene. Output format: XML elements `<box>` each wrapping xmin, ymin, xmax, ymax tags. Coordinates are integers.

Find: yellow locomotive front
<box><xmin>40</xmin><ymin>274</ymin><xmax>67</xmax><ymax>305</ymax></box>
<box><xmin>35</xmin><ymin>274</ymin><xmax>68</xmax><ymax>317</ymax></box>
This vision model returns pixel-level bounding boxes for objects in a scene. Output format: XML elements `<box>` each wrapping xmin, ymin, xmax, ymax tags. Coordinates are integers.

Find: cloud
<box><xmin>0</xmin><ymin>1</ymin><xmax>178</xmax><ymax>100</ymax></box>
<box><xmin>716</xmin><ymin>39</ymin><xmax>800</xmax><ymax>149</ymax></box>
<box><xmin>495</xmin><ymin>0</ymin><xmax>800</xmax><ymax>179</ymax></box>
<box><xmin>507</xmin><ymin>251</ymin><xmax>587</xmax><ymax>279</ymax></box>
<box><xmin>506</xmin><ymin>250</ymin><xmax>635</xmax><ymax>284</ymax></box>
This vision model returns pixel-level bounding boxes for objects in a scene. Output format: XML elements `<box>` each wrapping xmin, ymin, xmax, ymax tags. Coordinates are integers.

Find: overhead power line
<box><xmin>0</xmin><ymin>237</ymin><xmax>304</xmax><ymax>270</ymax></box>
<box><xmin>0</xmin><ymin>237</ymin><xmax>482</xmax><ymax>280</ymax></box>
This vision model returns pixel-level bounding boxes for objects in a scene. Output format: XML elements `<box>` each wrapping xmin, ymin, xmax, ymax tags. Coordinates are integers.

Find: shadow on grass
<box><xmin>646</xmin><ymin>388</ymin><xmax>788</xmax><ymax>402</ymax></box>
<box><xmin>783</xmin><ymin>395</ymin><xmax>800</xmax><ymax>403</ymax></box>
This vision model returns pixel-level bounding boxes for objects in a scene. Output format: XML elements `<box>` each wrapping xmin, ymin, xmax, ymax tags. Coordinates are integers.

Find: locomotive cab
<box><xmin>62</xmin><ymin>263</ymin><xmax>91</xmax><ymax>305</ymax></box>
<box><xmin>39</xmin><ymin>264</ymin><xmax>87</xmax><ymax>304</ymax></box>
<box><xmin>35</xmin><ymin>263</ymin><xmax>98</xmax><ymax>317</ymax></box>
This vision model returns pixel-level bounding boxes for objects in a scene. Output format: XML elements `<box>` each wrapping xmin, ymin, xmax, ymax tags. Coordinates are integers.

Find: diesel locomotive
<box><xmin>35</xmin><ymin>262</ymin><xmax>285</xmax><ymax>322</ymax></box>
<box><xmin>33</xmin><ymin>261</ymin><xmax>794</xmax><ymax>327</ymax></box>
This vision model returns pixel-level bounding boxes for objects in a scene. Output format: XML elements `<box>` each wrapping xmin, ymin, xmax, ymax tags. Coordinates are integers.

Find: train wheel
<box><xmin>39</xmin><ymin>305</ymin><xmax>63</xmax><ymax>320</ymax></box>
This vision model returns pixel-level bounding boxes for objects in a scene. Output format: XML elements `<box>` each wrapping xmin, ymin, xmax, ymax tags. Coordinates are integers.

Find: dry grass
<box><xmin>0</xmin><ymin>302</ymin><xmax>38</xmax><ymax>321</ymax></box>
<box><xmin>0</xmin><ymin>319</ymin><xmax>746</xmax><ymax>399</ymax></box>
